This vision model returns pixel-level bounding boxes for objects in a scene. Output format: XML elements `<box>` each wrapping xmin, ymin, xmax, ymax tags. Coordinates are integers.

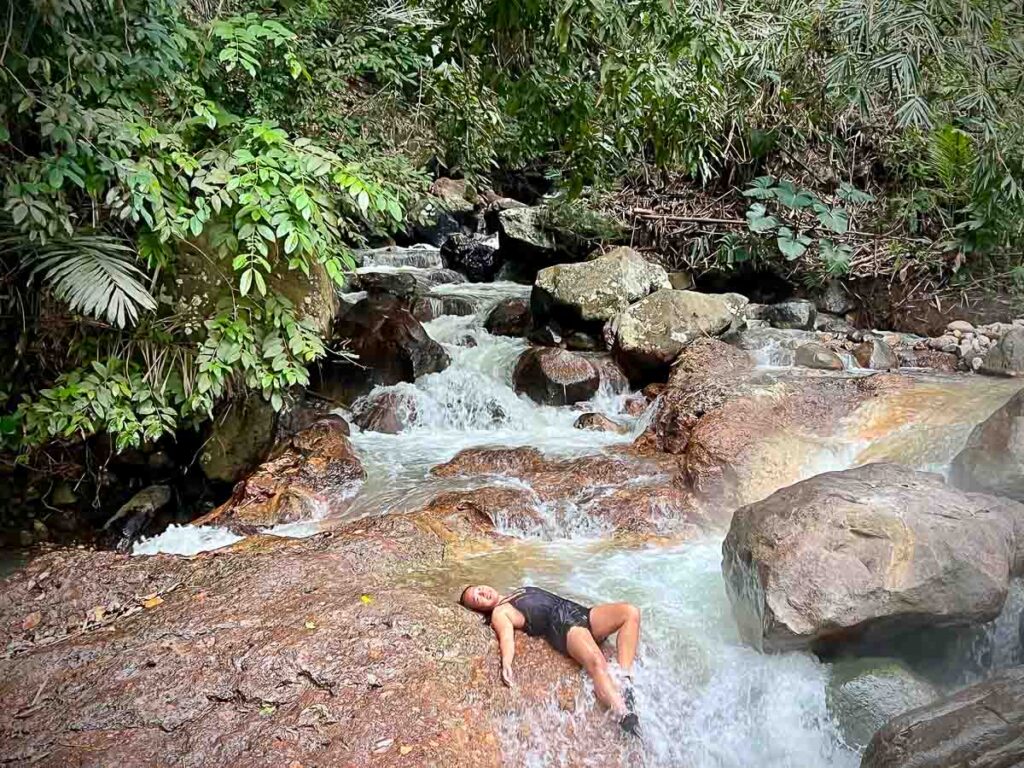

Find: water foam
<box><xmin>132</xmin><ymin>524</ymin><xmax>243</xmax><ymax>556</ymax></box>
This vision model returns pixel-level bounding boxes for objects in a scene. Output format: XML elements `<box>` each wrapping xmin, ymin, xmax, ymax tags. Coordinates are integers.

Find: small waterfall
<box><xmin>356</xmin><ymin>244</ymin><xmax>443</xmax><ymax>269</ymax></box>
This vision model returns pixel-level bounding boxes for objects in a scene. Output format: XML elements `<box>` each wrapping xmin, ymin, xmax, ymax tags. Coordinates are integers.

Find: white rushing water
<box><xmin>131</xmin><ymin>270</ymin><xmax>1024</xmax><ymax>767</ymax></box>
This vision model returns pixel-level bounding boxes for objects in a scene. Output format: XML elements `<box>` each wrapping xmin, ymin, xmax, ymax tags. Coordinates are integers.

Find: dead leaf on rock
<box><xmin>142</xmin><ymin>596</ymin><xmax>163</xmax><ymax>609</ymax></box>
<box><xmin>304</xmin><ymin>619</ymin><xmax>317</xmax><ymax>630</ymax></box>
<box><xmin>400</xmin><ymin>745</ymin><xmax>414</xmax><ymax>755</ymax></box>
<box><xmin>90</xmin><ymin>606</ymin><xmax>105</xmax><ymax>622</ymax></box>
<box><xmin>360</xmin><ymin>594</ymin><xmax>373</xmax><ymax>605</ymax></box>
<box><xmin>21</xmin><ymin>612</ymin><xmax>41</xmax><ymax>631</ymax></box>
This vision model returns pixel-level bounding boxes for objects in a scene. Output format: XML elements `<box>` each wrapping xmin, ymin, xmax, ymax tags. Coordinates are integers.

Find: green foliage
<box><xmin>1</xmin><ymin>0</ymin><xmax>426</xmax><ymax>453</ymax></box>
<box><xmin>741</xmin><ymin>177</ymin><xmax>868</xmax><ymax>273</ymax></box>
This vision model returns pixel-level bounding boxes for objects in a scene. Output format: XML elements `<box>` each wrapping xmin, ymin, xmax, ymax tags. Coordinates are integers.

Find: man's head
<box><xmin>460</xmin><ymin>584</ymin><xmax>500</xmax><ymax>613</ymax></box>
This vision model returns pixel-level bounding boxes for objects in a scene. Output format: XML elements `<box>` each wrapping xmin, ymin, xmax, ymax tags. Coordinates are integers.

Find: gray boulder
<box><xmin>981</xmin><ymin>326</ymin><xmax>1024</xmax><ymax>376</ymax></box>
<box><xmin>950</xmin><ymin>390</ymin><xmax>1024</xmax><ymax>502</ymax></box>
<box><xmin>201</xmin><ymin>396</ymin><xmax>277</xmax><ymax>483</ymax></box>
<box><xmin>827</xmin><ymin>657</ymin><xmax>939</xmax><ymax>749</ymax></box>
<box><xmin>763</xmin><ymin>299</ymin><xmax>817</xmax><ymax>330</ymax></box>
<box><xmin>531</xmin><ymin>247</ymin><xmax>670</xmax><ymax>328</ymax></box>
<box><xmin>861</xmin><ymin>665</ymin><xmax>1024</xmax><ymax>768</ymax></box>
<box><xmin>816</xmin><ymin>280</ymin><xmax>856</xmax><ymax>316</ymax></box>
<box><xmin>853</xmin><ymin>338</ymin><xmax>898</xmax><ymax>371</ymax></box>
<box><xmin>610</xmin><ymin>289</ymin><xmax>744</xmax><ymax>381</ymax></box>
<box><xmin>722</xmin><ymin>463</ymin><xmax>1024</xmax><ymax>653</ymax></box>
<box><xmin>794</xmin><ymin>342</ymin><xmax>845</xmax><ymax>370</ymax></box>
<box><xmin>496</xmin><ymin>206</ymin><xmax>589</xmax><ymax>267</ymax></box>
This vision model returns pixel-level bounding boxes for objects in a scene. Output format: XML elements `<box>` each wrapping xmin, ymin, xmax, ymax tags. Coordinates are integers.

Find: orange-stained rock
<box><xmin>431</xmin><ymin>447</ymin><xmax>703</xmax><ymax>536</ymax></box>
<box><xmin>0</xmin><ymin>511</ymin><xmax>632</xmax><ymax>768</ymax></box>
<box><xmin>194</xmin><ymin>417</ymin><xmax>364</xmax><ymax>531</ymax></box>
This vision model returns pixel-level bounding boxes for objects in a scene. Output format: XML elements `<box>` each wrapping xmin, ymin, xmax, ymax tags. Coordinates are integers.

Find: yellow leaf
<box><xmin>400</xmin><ymin>746</ymin><xmax>413</xmax><ymax>755</ymax></box>
<box><xmin>91</xmin><ymin>606</ymin><xmax>105</xmax><ymax>622</ymax></box>
<box><xmin>142</xmin><ymin>596</ymin><xmax>164</xmax><ymax>609</ymax></box>
<box><xmin>304</xmin><ymin>620</ymin><xmax>317</xmax><ymax>630</ymax></box>
<box><xmin>359</xmin><ymin>594</ymin><xmax>373</xmax><ymax>605</ymax></box>
<box><xmin>22</xmin><ymin>611</ymin><xmax>41</xmax><ymax>631</ymax></box>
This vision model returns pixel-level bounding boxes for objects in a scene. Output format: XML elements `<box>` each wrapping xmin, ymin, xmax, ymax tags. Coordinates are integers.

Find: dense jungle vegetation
<box><xmin>2</xmin><ymin>0</ymin><xmax>1023</xmax><ymax>460</ymax></box>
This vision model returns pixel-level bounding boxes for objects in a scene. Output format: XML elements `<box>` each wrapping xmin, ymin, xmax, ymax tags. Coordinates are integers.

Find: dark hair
<box><xmin>458</xmin><ymin>584</ymin><xmax>473</xmax><ymax>605</ymax></box>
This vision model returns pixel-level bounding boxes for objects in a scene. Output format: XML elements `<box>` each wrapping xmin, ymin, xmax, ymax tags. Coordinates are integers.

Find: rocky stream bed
<box><xmin>3</xmin><ymin>193</ymin><xmax>1024</xmax><ymax>767</ymax></box>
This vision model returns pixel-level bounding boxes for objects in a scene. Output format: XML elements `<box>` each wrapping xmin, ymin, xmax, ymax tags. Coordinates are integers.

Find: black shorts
<box><xmin>546</xmin><ymin>602</ymin><xmax>592</xmax><ymax>655</ymax></box>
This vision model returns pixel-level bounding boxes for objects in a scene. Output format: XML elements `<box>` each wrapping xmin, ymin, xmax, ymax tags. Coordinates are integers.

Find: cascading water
<box><xmin>132</xmin><ymin>269</ymin><xmax>1024</xmax><ymax>767</ymax></box>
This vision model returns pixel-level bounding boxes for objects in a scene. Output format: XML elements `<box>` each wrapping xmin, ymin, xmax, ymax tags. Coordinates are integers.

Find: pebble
<box><xmin>972</xmin><ymin>356</ymin><xmax>984</xmax><ymax>371</ymax></box>
<box><xmin>947</xmin><ymin>320</ymin><xmax>975</xmax><ymax>333</ymax></box>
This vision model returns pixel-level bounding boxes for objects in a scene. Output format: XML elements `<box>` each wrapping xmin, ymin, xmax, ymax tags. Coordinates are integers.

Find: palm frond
<box><xmin>0</xmin><ymin>227</ymin><xmax>156</xmax><ymax>328</ymax></box>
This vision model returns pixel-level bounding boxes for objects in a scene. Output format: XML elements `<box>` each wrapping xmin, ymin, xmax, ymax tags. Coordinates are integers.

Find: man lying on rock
<box><xmin>460</xmin><ymin>584</ymin><xmax>642</xmax><ymax>735</ymax></box>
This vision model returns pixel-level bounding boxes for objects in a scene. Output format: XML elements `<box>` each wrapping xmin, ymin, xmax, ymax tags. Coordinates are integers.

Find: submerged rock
<box><xmin>981</xmin><ymin>326</ymin><xmax>1024</xmax><ymax>376</ymax></box>
<box><xmin>484</xmin><ymin>297</ymin><xmax>532</xmax><ymax>337</ymax></box>
<box><xmin>532</xmin><ymin>247</ymin><xmax>670</xmax><ymax>329</ymax></box>
<box><xmin>512</xmin><ymin>347</ymin><xmax>599</xmax><ymax>405</ymax></box>
<box><xmin>722</xmin><ymin>463</ymin><xmax>1024</xmax><ymax>653</ymax></box>
<box><xmin>573</xmin><ymin>412</ymin><xmax>628</xmax><ymax>434</ymax></box>
<box><xmin>861</xmin><ymin>665</ymin><xmax>1024</xmax><ymax>768</ymax></box>
<box><xmin>351</xmin><ymin>391</ymin><xmax>419</xmax><ymax>434</ymax></box>
<box><xmin>950</xmin><ymin>389</ymin><xmax>1024</xmax><ymax>502</ymax></box>
<box><xmin>611</xmin><ymin>289</ymin><xmax>743</xmax><ymax>382</ymax></box>
<box><xmin>195</xmin><ymin>417</ymin><xmax>365</xmax><ymax>531</ymax></box>
<box><xmin>794</xmin><ymin>342</ymin><xmax>844</xmax><ymax>370</ymax></box>
<box><xmin>440</xmin><ymin>233</ymin><xmax>502</xmax><ymax>282</ymax></box>
<box><xmin>827</xmin><ymin>657</ymin><xmax>939</xmax><ymax>749</ymax></box>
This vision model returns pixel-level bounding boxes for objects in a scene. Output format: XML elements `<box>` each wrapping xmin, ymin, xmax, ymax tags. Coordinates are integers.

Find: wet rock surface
<box><xmin>0</xmin><ymin>510</ymin><xmax>628</xmax><ymax>768</ymax></box>
<box><xmin>861</xmin><ymin>665</ymin><xmax>1024</xmax><ymax>768</ymax></box>
<box><xmin>440</xmin><ymin>233</ymin><xmax>502</xmax><ymax>282</ymax></box>
<box><xmin>431</xmin><ymin>446</ymin><xmax>705</xmax><ymax>536</ymax></box>
<box><xmin>194</xmin><ymin>418</ymin><xmax>365</xmax><ymax>531</ymax></box>
<box><xmin>351</xmin><ymin>391</ymin><xmax>420</xmax><ymax>434</ymax></box>
<box><xmin>321</xmin><ymin>295</ymin><xmax>450</xmax><ymax>403</ymax></box>
<box><xmin>827</xmin><ymin>657</ymin><xmax>939</xmax><ymax>749</ymax></box>
<box><xmin>951</xmin><ymin>388</ymin><xmax>1024</xmax><ymax>501</ymax></box>
<box><xmin>485</xmin><ymin>297</ymin><xmax>532</xmax><ymax>337</ymax></box>
<box><xmin>794</xmin><ymin>342</ymin><xmax>845</xmax><ymax>370</ymax></box>
<box><xmin>512</xmin><ymin>348</ymin><xmax>600</xmax><ymax>405</ymax></box>
<box><xmin>853</xmin><ymin>338</ymin><xmax>898</xmax><ymax>371</ymax></box>
<box><xmin>722</xmin><ymin>463</ymin><xmax>1024</xmax><ymax>653</ymax></box>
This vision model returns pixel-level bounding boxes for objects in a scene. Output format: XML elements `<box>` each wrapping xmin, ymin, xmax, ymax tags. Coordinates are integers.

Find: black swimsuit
<box><xmin>501</xmin><ymin>586</ymin><xmax>592</xmax><ymax>655</ymax></box>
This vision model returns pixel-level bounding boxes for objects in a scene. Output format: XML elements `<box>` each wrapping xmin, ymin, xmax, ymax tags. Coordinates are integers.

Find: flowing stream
<box><xmin>134</xmin><ymin>255</ymin><xmax>1024</xmax><ymax>766</ymax></box>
